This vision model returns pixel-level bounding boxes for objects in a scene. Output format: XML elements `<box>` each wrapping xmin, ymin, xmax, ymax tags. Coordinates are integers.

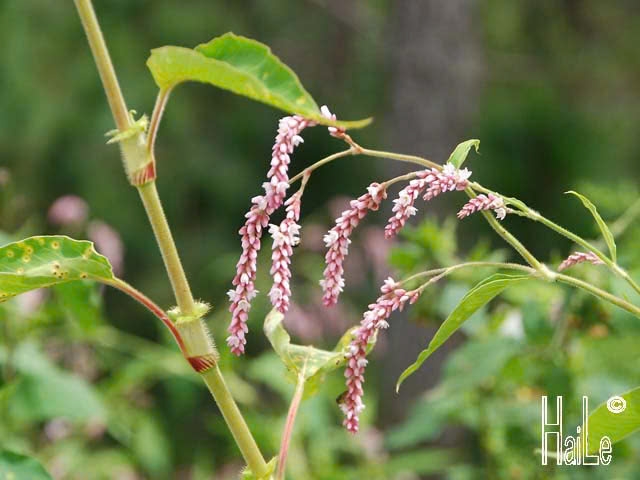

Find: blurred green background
<box><xmin>1</xmin><ymin>1</ymin><xmax>639</xmax><ymax>478</ymax></box>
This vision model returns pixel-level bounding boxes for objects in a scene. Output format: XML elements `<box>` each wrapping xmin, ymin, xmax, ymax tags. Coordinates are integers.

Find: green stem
<box><xmin>556</xmin><ymin>273</ymin><xmax>640</xmax><ymax>318</ymax></box>
<box><xmin>137</xmin><ymin>182</ymin><xmax>196</xmax><ymax>314</ymax></box>
<box><xmin>74</xmin><ymin>2</ymin><xmax>268</xmax><ymax>476</ymax></box>
<box><xmin>504</xmin><ymin>197</ymin><xmax>640</xmax><ymax>295</ymax></box>
<box><xmin>73</xmin><ymin>0</ymin><xmax>130</xmax><ymax>132</ymax></box>
<box><xmin>289</xmin><ymin>149</ymin><xmax>353</xmax><ymax>184</ymax></box>
<box><xmin>401</xmin><ymin>261</ymin><xmax>537</xmax><ymax>285</ymax></box>
<box><xmin>200</xmin><ymin>367</ymin><xmax>268</xmax><ymax>475</ymax></box>
<box><xmin>357</xmin><ymin>147</ymin><xmax>440</xmax><ymax>169</ymax></box>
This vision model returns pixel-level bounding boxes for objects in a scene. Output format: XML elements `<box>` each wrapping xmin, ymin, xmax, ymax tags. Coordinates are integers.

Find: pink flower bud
<box><xmin>457</xmin><ymin>193</ymin><xmax>506</xmax><ymax>220</ymax></box>
<box><xmin>558</xmin><ymin>251</ymin><xmax>604</xmax><ymax>271</ymax></box>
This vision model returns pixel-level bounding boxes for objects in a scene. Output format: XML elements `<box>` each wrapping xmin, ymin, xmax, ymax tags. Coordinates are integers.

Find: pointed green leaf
<box><xmin>586</xmin><ymin>387</ymin><xmax>640</xmax><ymax>454</ymax></box>
<box><xmin>0</xmin><ymin>236</ymin><xmax>114</xmax><ymax>302</ymax></box>
<box><xmin>0</xmin><ymin>451</ymin><xmax>52</xmax><ymax>480</ymax></box>
<box><xmin>396</xmin><ymin>273</ymin><xmax>531</xmax><ymax>390</ymax></box>
<box><xmin>566</xmin><ymin>190</ymin><xmax>616</xmax><ymax>262</ymax></box>
<box><xmin>264</xmin><ymin>309</ymin><xmax>348</xmax><ymax>397</ymax></box>
<box><xmin>447</xmin><ymin>139</ymin><xmax>480</xmax><ymax>168</ymax></box>
<box><xmin>147</xmin><ymin>33</ymin><xmax>371</xmax><ymax>129</ymax></box>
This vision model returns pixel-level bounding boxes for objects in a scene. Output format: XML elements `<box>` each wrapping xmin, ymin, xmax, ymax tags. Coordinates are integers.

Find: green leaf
<box><xmin>0</xmin><ymin>451</ymin><xmax>53</xmax><ymax>480</ymax></box>
<box><xmin>0</xmin><ymin>236</ymin><xmax>114</xmax><ymax>302</ymax></box>
<box><xmin>263</xmin><ymin>309</ymin><xmax>346</xmax><ymax>397</ymax></box>
<box><xmin>447</xmin><ymin>139</ymin><xmax>480</xmax><ymax>168</ymax></box>
<box><xmin>147</xmin><ymin>33</ymin><xmax>371</xmax><ymax>129</ymax></box>
<box><xmin>396</xmin><ymin>273</ymin><xmax>531</xmax><ymax>390</ymax></box>
<box><xmin>586</xmin><ymin>386</ymin><xmax>640</xmax><ymax>454</ymax></box>
<box><xmin>566</xmin><ymin>190</ymin><xmax>616</xmax><ymax>262</ymax></box>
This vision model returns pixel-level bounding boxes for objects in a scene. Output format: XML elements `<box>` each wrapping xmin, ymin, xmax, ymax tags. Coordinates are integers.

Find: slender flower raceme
<box><xmin>321</xmin><ymin>183</ymin><xmax>387</xmax><ymax>306</ymax></box>
<box><xmin>227</xmin><ymin>115</ymin><xmax>312</xmax><ymax>355</ymax></box>
<box><xmin>385</xmin><ymin>163</ymin><xmax>472</xmax><ymax>238</ymax></box>
<box><xmin>457</xmin><ymin>193</ymin><xmax>507</xmax><ymax>220</ymax></box>
<box><xmin>558</xmin><ymin>251</ymin><xmax>605</xmax><ymax>272</ymax></box>
<box><xmin>340</xmin><ymin>278</ymin><xmax>420</xmax><ymax>433</ymax></box>
<box><xmin>269</xmin><ymin>185</ymin><xmax>305</xmax><ymax>314</ymax></box>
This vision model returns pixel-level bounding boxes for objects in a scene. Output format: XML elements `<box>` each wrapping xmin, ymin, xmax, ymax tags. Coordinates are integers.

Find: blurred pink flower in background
<box><xmin>87</xmin><ymin>220</ymin><xmax>125</xmax><ymax>276</ymax></box>
<box><xmin>300</xmin><ymin>223</ymin><xmax>327</xmax><ymax>252</ymax></box>
<box><xmin>16</xmin><ymin>289</ymin><xmax>46</xmax><ymax>315</ymax></box>
<box><xmin>284</xmin><ymin>302</ymin><xmax>323</xmax><ymax>342</ymax></box>
<box><xmin>361</xmin><ymin>226</ymin><xmax>391</xmax><ymax>281</ymax></box>
<box><xmin>47</xmin><ymin>195</ymin><xmax>89</xmax><ymax>227</ymax></box>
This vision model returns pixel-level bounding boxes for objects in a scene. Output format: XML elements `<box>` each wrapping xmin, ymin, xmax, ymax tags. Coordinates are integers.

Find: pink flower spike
<box><xmin>385</xmin><ymin>171</ymin><xmax>431</xmax><ymax>238</ymax></box>
<box><xmin>558</xmin><ymin>251</ymin><xmax>604</xmax><ymax>272</ymax></box>
<box><xmin>269</xmin><ymin>192</ymin><xmax>302</xmax><ymax>314</ymax></box>
<box><xmin>384</xmin><ymin>163</ymin><xmax>472</xmax><ymax>238</ymax></box>
<box><xmin>227</xmin><ymin>115</ymin><xmax>313</xmax><ymax>355</ymax></box>
<box><xmin>423</xmin><ymin>163</ymin><xmax>471</xmax><ymax>201</ymax></box>
<box><xmin>457</xmin><ymin>193</ymin><xmax>507</xmax><ymax>220</ymax></box>
<box><xmin>340</xmin><ymin>278</ymin><xmax>420</xmax><ymax>433</ymax></box>
<box><xmin>320</xmin><ymin>183</ymin><xmax>387</xmax><ymax>306</ymax></box>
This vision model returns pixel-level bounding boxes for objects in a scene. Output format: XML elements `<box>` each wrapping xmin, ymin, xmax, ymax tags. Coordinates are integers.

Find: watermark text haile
<box><xmin>541</xmin><ymin>396</ymin><xmax>613</xmax><ymax>466</ymax></box>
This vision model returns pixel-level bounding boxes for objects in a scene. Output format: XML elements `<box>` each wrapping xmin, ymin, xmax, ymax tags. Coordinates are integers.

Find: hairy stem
<box><xmin>276</xmin><ymin>374</ymin><xmax>305</xmax><ymax>480</ymax></box>
<box><xmin>138</xmin><ymin>182</ymin><xmax>196</xmax><ymax>314</ymax></box>
<box><xmin>73</xmin><ymin>0</ymin><xmax>130</xmax><ymax>132</ymax></box>
<box><xmin>74</xmin><ymin>2</ymin><xmax>268</xmax><ymax>476</ymax></box>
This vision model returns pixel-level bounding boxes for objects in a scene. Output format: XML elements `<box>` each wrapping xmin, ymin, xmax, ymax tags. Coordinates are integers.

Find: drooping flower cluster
<box><xmin>558</xmin><ymin>251</ymin><xmax>604</xmax><ymax>271</ymax></box>
<box><xmin>268</xmin><ymin>191</ymin><xmax>302</xmax><ymax>314</ymax></box>
<box><xmin>385</xmin><ymin>163</ymin><xmax>472</xmax><ymax>238</ymax></box>
<box><xmin>340</xmin><ymin>278</ymin><xmax>420</xmax><ymax>433</ymax></box>
<box><xmin>320</xmin><ymin>183</ymin><xmax>387</xmax><ymax>306</ymax></box>
<box><xmin>227</xmin><ymin>115</ymin><xmax>312</xmax><ymax>355</ymax></box>
<box><xmin>457</xmin><ymin>193</ymin><xmax>507</xmax><ymax>220</ymax></box>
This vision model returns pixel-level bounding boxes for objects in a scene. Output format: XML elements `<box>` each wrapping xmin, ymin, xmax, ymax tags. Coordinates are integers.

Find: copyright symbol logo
<box><xmin>606</xmin><ymin>396</ymin><xmax>626</xmax><ymax>414</ymax></box>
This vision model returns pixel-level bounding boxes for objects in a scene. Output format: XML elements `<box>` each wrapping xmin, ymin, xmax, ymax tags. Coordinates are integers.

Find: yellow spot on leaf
<box><xmin>16</xmin><ymin>268</ymin><xmax>24</xmax><ymax>274</ymax></box>
<box><xmin>6</xmin><ymin>250</ymin><xmax>14</xmax><ymax>258</ymax></box>
<box><xmin>51</xmin><ymin>241</ymin><xmax>60</xmax><ymax>249</ymax></box>
<box><xmin>22</xmin><ymin>256</ymin><xmax>31</xmax><ymax>263</ymax></box>
<box><xmin>25</xmin><ymin>246</ymin><xmax>34</xmax><ymax>254</ymax></box>
<box><xmin>37</xmin><ymin>238</ymin><xmax>45</xmax><ymax>245</ymax></box>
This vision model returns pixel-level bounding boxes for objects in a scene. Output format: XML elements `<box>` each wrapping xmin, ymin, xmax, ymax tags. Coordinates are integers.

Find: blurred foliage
<box><xmin>1</xmin><ymin>0</ymin><xmax>640</xmax><ymax>479</ymax></box>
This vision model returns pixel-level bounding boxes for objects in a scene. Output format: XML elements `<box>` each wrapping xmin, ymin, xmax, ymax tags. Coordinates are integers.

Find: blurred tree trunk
<box><xmin>380</xmin><ymin>0</ymin><xmax>482</xmax><ymax>427</ymax></box>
